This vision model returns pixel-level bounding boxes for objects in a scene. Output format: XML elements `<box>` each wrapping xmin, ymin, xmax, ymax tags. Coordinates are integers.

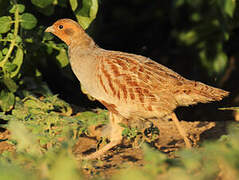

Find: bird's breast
<box><xmin>68</xmin><ymin>48</ymin><xmax>100</xmax><ymax>98</ymax></box>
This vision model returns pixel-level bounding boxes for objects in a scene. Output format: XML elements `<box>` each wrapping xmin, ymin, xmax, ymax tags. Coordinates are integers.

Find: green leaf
<box><xmin>56</xmin><ymin>48</ymin><xmax>69</xmax><ymax>68</ymax></box>
<box><xmin>7</xmin><ymin>32</ymin><xmax>14</xmax><ymax>40</ymax></box>
<box><xmin>31</xmin><ymin>0</ymin><xmax>54</xmax><ymax>8</ymax></box>
<box><xmin>178</xmin><ymin>30</ymin><xmax>197</xmax><ymax>45</ymax></box>
<box><xmin>213</xmin><ymin>52</ymin><xmax>227</xmax><ymax>74</ymax></box>
<box><xmin>43</xmin><ymin>32</ymin><xmax>54</xmax><ymax>41</ymax></box>
<box><xmin>173</xmin><ymin>0</ymin><xmax>185</xmax><ymax>7</ymax></box>
<box><xmin>0</xmin><ymin>16</ymin><xmax>12</xmax><ymax>34</ymax></box>
<box><xmin>20</xmin><ymin>13</ymin><xmax>37</xmax><ymax>30</ymax></box>
<box><xmin>179</xmin><ymin>150</ymin><xmax>202</xmax><ymax>172</ymax></box>
<box><xmin>0</xmin><ymin>163</ymin><xmax>33</xmax><ymax>180</ymax></box>
<box><xmin>0</xmin><ymin>90</ymin><xmax>15</xmax><ymax>112</ymax></box>
<box><xmin>10</xmin><ymin>48</ymin><xmax>24</xmax><ymax>78</ymax></box>
<box><xmin>200</xmin><ymin>43</ymin><xmax>228</xmax><ymax>75</ymax></box>
<box><xmin>9</xmin><ymin>4</ymin><xmax>25</xmax><ymax>14</ymax></box>
<box><xmin>225</xmin><ymin>0</ymin><xmax>236</xmax><ymax>17</ymax></box>
<box><xmin>219</xmin><ymin>0</ymin><xmax>236</xmax><ymax>17</ymax></box>
<box><xmin>4</xmin><ymin>62</ymin><xmax>17</xmax><ymax>73</ymax></box>
<box><xmin>74</xmin><ymin>0</ymin><xmax>98</xmax><ymax>29</ymax></box>
<box><xmin>49</xmin><ymin>150</ymin><xmax>80</xmax><ymax>180</ymax></box>
<box><xmin>15</xmin><ymin>35</ymin><xmax>22</xmax><ymax>43</ymax></box>
<box><xmin>69</xmin><ymin>0</ymin><xmax>78</xmax><ymax>11</ymax></box>
<box><xmin>78</xmin><ymin>0</ymin><xmax>91</xmax><ymax>17</ymax></box>
<box><xmin>23</xmin><ymin>97</ymin><xmax>54</xmax><ymax>112</ymax></box>
<box><xmin>57</xmin><ymin>0</ymin><xmax>68</xmax><ymax>7</ymax></box>
<box><xmin>35</xmin><ymin>5</ymin><xmax>55</xmax><ymax>16</ymax></box>
<box><xmin>3</xmin><ymin>76</ymin><xmax>18</xmax><ymax>92</ymax></box>
<box><xmin>8</xmin><ymin>120</ymin><xmax>41</xmax><ymax>155</ymax></box>
<box><xmin>2</xmin><ymin>48</ymin><xmax>8</xmax><ymax>55</ymax></box>
<box><xmin>191</xmin><ymin>13</ymin><xmax>201</xmax><ymax>22</ymax></box>
<box><xmin>0</xmin><ymin>51</ymin><xmax>3</xmax><ymax>62</ymax></box>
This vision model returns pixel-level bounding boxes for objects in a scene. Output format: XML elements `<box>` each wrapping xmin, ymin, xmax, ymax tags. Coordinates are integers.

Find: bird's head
<box><xmin>45</xmin><ymin>19</ymin><xmax>88</xmax><ymax>46</ymax></box>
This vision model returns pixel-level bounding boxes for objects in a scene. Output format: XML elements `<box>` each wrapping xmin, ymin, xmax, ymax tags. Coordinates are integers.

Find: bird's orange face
<box><xmin>45</xmin><ymin>19</ymin><xmax>82</xmax><ymax>46</ymax></box>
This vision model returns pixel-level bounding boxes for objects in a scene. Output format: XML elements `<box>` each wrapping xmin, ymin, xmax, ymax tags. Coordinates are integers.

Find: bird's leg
<box><xmin>171</xmin><ymin>112</ymin><xmax>192</xmax><ymax>148</ymax></box>
<box><xmin>83</xmin><ymin>112</ymin><xmax>124</xmax><ymax>159</ymax></box>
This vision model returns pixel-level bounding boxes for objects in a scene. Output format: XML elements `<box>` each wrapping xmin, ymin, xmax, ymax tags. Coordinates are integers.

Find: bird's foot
<box><xmin>78</xmin><ymin>139</ymin><xmax>122</xmax><ymax>160</ymax></box>
<box><xmin>171</xmin><ymin>113</ymin><xmax>192</xmax><ymax>149</ymax></box>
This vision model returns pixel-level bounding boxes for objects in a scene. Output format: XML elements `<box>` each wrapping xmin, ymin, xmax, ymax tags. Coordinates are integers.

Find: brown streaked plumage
<box><xmin>45</xmin><ymin>19</ymin><xmax>229</xmax><ymax>159</ymax></box>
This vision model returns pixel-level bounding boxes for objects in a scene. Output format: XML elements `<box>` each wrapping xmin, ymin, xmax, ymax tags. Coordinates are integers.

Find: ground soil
<box><xmin>72</xmin><ymin>119</ymin><xmax>233</xmax><ymax>178</ymax></box>
<box><xmin>0</xmin><ymin>118</ymin><xmax>234</xmax><ymax>179</ymax></box>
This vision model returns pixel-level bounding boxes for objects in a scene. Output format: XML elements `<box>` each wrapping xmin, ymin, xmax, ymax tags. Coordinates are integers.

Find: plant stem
<box><xmin>0</xmin><ymin>3</ymin><xmax>20</xmax><ymax>71</ymax></box>
<box><xmin>0</xmin><ymin>39</ymin><xmax>12</xmax><ymax>42</ymax></box>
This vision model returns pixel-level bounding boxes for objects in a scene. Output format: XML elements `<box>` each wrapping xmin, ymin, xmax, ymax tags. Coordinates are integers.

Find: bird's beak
<box><xmin>45</xmin><ymin>25</ymin><xmax>54</xmax><ymax>33</ymax></box>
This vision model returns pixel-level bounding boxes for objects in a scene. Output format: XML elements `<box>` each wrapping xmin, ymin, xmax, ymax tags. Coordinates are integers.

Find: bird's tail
<box><xmin>175</xmin><ymin>81</ymin><xmax>229</xmax><ymax>106</ymax></box>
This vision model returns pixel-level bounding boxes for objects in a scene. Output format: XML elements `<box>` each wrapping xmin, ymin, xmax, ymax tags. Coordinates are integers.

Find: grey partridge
<box><xmin>45</xmin><ymin>19</ymin><xmax>229</xmax><ymax>159</ymax></box>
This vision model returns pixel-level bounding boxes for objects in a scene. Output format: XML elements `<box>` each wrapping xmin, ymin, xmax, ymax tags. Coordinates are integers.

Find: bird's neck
<box><xmin>68</xmin><ymin>43</ymin><xmax>99</xmax><ymax>97</ymax></box>
<box><xmin>69</xmin><ymin>33</ymin><xmax>96</xmax><ymax>49</ymax></box>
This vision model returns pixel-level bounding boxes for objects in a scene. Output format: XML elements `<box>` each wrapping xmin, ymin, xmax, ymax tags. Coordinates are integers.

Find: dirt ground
<box><xmin>0</xmin><ymin>118</ymin><xmax>233</xmax><ymax>179</ymax></box>
<box><xmin>72</xmin><ymin>118</ymin><xmax>233</xmax><ymax>178</ymax></box>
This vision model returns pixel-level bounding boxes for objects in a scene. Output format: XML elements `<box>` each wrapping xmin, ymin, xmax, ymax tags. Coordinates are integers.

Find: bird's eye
<box><xmin>58</xmin><ymin>25</ymin><xmax>64</xmax><ymax>29</ymax></box>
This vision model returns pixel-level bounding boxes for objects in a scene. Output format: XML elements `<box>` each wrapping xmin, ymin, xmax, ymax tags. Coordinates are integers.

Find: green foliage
<box><xmin>0</xmin><ymin>93</ymin><xmax>108</xmax><ymax>179</ymax></box>
<box><xmin>20</xmin><ymin>13</ymin><xmax>37</xmax><ymax>30</ymax></box>
<box><xmin>0</xmin><ymin>16</ymin><xmax>12</xmax><ymax>34</ymax></box>
<box><xmin>8</xmin><ymin>120</ymin><xmax>42</xmax><ymax>155</ymax></box>
<box><xmin>0</xmin><ymin>90</ymin><xmax>14</xmax><ymax>112</ymax></box>
<box><xmin>0</xmin><ymin>95</ymin><xmax>108</xmax><ymax>149</ymax></box>
<box><xmin>48</xmin><ymin>149</ymin><xmax>82</xmax><ymax>180</ymax></box>
<box><xmin>31</xmin><ymin>0</ymin><xmax>54</xmax><ymax>9</ymax></box>
<box><xmin>218</xmin><ymin>0</ymin><xmax>236</xmax><ymax>17</ymax></box>
<box><xmin>113</xmin><ymin>125</ymin><xmax>239</xmax><ymax>180</ymax></box>
<box><xmin>0</xmin><ymin>0</ymin><xmax>98</xmax><ymax>112</ymax></box>
<box><xmin>172</xmin><ymin>0</ymin><xmax>237</xmax><ymax>76</ymax></box>
<box><xmin>121</xmin><ymin>125</ymin><xmax>139</xmax><ymax>139</ymax></box>
<box><xmin>2</xmin><ymin>117</ymin><xmax>238</xmax><ymax>179</ymax></box>
<box><xmin>70</xmin><ymin>0</ymin><xmax>98</xmax><ymax>29</ymax></box>
<box><xmin>0</xmin><ymin>163</ymin><xmax>33</xmax><ymax>180</ymax></box>
<box><xmin>0</xmin><ymin>141</ymin><xmax>82</xmax><ymax>180</ymax></box>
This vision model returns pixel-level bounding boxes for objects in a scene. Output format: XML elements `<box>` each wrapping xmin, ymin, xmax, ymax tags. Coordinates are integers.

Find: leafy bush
<box><xmin>0</xmin><ymin>0</ymin><xmax>98</xmax><ymax>112</ymax></box>
<box><xmin>171</xmin><ymin>0</ymin><xmax>237</xmax><ymax>76</ymax></box>
<box><xmin>0</xmin><ymin>94</ymin><xmax>108</xmax><ymax>180</ymax></box>
<box><xmin>1</xmin><ymin>120</ymin><xmax>239</xmax><ymax>180</ymax></box>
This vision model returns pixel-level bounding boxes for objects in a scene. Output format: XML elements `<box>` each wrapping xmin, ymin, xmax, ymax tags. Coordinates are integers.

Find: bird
<box><xmin>45</xmin><ymin>19</ymin><xmax>229</xmax><ymax>159</ymax></box>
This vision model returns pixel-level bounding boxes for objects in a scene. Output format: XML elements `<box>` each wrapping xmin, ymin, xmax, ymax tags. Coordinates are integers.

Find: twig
<box><xmin>0</xmin><ymin>2</ymin><xmax>20</xmax><ymax>70</ymax></box>
<box><xmin>218</xmin><ymin>56</ymin><xmax>235</xmax><ymax>87</ymax></box>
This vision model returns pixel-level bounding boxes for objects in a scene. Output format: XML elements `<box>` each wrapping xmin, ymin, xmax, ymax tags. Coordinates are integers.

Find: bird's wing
<box><xmin>95</xmin><ymin>50</ymin><xmax>228</xmax><ymax>119</ymax></box>
<box><xmin>96</xmin><ymin>50</ymin><xmax>182</xmax><ymax>115</ymax></box>
<box><xmin>100</xmin><ymin>51</ymin><xmax>228</xmax><ymax>108</ymax></box>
